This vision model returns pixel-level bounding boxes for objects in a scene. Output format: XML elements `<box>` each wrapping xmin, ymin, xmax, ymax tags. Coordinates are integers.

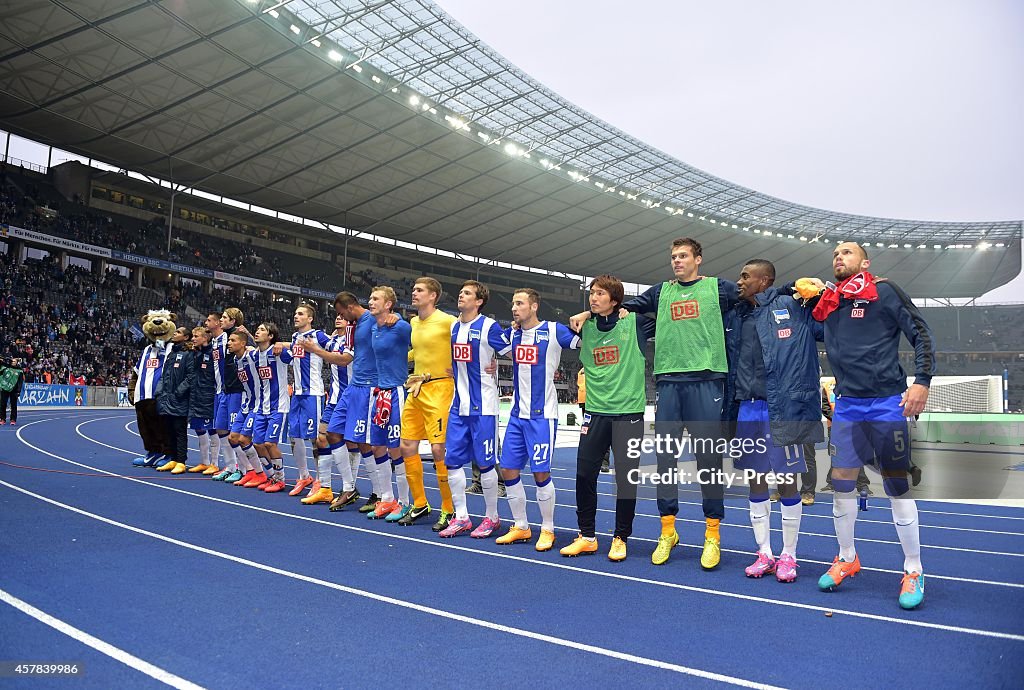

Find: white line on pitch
<box><xmin>16</xmin><ymin>417</ymin><xmax>1024</xmax><ymax>636</ymax></box>
<box><xmin>0</xmin><ymin>587</ymin><xmax>204</xmax><ymax>690</ymax></box>
<box><xmin>106</xmin><ymin>419</ymin><xmax>1024</xmax><ymax>555</ymax></box>
<box><xmin>0</xmin><ymin>477</ymin><xmax>780</xmax><ymax>689</ymax></box>
<box><xmin>120</xmin><ymin>415</ymin><xmax>1024</xmax><ymax>523</ymax></box>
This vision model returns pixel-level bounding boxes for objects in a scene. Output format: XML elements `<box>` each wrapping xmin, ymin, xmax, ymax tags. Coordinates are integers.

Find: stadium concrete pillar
<box><xmin>236</xmin><ymin>284</ymin><xmax>244</xmax><ymax>299</ymax></box>
<box><xmin>134</xmin><ymin>266</ymin><xmax>144</xmax><ymax>288</ymax></box>
<box><xmin>58</xmin><ymin>250</ymin><xmax>69</xmax><ymax>270</ymax></box>
<box><xmin>93</xmin><ymin>258</ymin><xmax>105</xmax><ymax>278</ymax></box>
<box><xmin>203</xmin><ymin>278</ymin><xmax>213</xmax><ymax>295</ymax></box>
<box><xmin>7</xmin><ymin>238</ymin><xmax>25</xmax><ymax>264</ymax></box>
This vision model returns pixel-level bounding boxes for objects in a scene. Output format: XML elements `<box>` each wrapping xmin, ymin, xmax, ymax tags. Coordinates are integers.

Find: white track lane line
<box><xmin>93</xmin><ymin>419</ymin><xmax>1024</xmax><ymax>587</ymax></box>
<box><xmin>110</xmin><ymin>418</ymin><xmax>1024</xmax><ymax>555</ymax></box>
<box><xmin>0</xmin><ymin>477</ymin><xmax>780</xmax><ymax>690</ymax></box>
<box><xmin>122</xmin><ymin>417</ymin><xmax>1024</xmax><ymax>523</ymax></box>
<box><xmin>14</xmin><ymin>417</ymin><xmax>1024</xmax><ymax>638</ymax></box>
<box><xmin>0</xmin><ymin>587</ymin><xmax>204</xmax><ymax>690</ymax></box>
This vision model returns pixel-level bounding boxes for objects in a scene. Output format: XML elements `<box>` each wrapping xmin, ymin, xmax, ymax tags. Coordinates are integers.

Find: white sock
<box><xmin>349</xmin><ymin>450</ymin><xmax>361</xmax><ymax>480</ymax></box>
<box><xmin>448</xmin><ymin>465</ymin><xmax>468</xmax><ymax>519</ymax></box>
<box><xmin>333</xmin><ymin>445</ymin><xmax>354</xmax><ymax>491</ymax></box>
<box><xmin>259</xmin><ymin>452</ymin><xmax>273</xmax><ymax>476</ymax></box>
<box><xmin>375</xmin><ymin>453</ymin><xmax>394</xmax><ymax>501</ymax></box>
<box><xmin>317</xmin><ymin>452</ymin><xmax>333</xmax><ymax>490</ymax></box>
<box><xmin>749</xmin><ymin>499</ymin><xmax>772</xmax><ymax>557</ymax></box>
<box><xmin>271</xmin><ymin>455</ymin><xmax>284</xmax><ymax>481</ymax></box>
<box><xmin>536</xmin><ymin>478</ymin><xmax>555</xmax><ymax>533</ymax></box>
<box><xmin>891</xmin><ymin>495</ymin><xmax>922</xmax><ymax>573</ymax></box>
<box><xmin>394</xmin><ymin>460</ymin><xmax>409</xmax><ymax>505</ymax></box>
<box><xmin>506</xmin><ymin>479</ymin><xmax>528</xmax><ymax>530</ymax></box>
<box><xmin>780</xmin><ymin>501</ymin><xmax>802</xmax><ymax>558</ymax></box>
<box><xmin>197</xmin><ymin>433</ymin><xmax>210</xmax><ymax>466</ymax></box>
<box><xmin>834</xmin><ymin>490</ymin><xmax>858</xmax><ymax>561</ymax></box>
<box><xmin>292</xmin><ymin>439</ymin><xmax>309</xmax><ymax>479</ymax></box>
<box><xmin>480</xmin><ymin>467</ymin><xmax>499</xmax><ymax>520</ymax></box>
<box><xmin>210</xmin><ymin>434</ymin><xmax>223</xmax><ymax>467</ymax></box>
<box><xmin>242</xmin><ymin>444</ymin><xmax>258</xmax><ymax>470</ymax></box>
<box><xmin>230</xmin><ymin>443</ymin><xmax>244</xmax><ymax>471</ymax></box>
<box><xmin>362</xmin><ymin>452</ymin><xmax>379</xmax><ymax>496</ymax></box>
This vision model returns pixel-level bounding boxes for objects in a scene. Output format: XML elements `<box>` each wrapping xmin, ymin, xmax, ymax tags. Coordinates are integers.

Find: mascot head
<box><xmin>141</xmin><ymin>309</ymin><xmax>178</xmax><ymax>347</ymax></box>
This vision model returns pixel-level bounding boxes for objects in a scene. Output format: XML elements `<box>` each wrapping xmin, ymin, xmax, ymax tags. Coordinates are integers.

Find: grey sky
<box><xmin>437</xmin><ymin>0</ymin><xmax>1024</xmax><ymax>301</ymax></box>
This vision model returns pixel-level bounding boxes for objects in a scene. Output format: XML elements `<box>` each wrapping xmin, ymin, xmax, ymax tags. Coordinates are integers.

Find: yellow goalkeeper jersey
<box><xmin>409</xmin><ymin>309</ymin><xmax>457</xmax><ymax>377</ymax></box>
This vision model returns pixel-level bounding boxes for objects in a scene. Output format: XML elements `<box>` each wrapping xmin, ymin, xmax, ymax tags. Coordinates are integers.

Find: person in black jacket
<box><xmin>800</xmin><ymin>241</ymin><xmax>935</xmax><ymax>610</ymax></box>
<box><xmin>156</xmin><ymin>328</ymin><xmax>196</xmax><ymax>474</ymax></box>
<box><xmin>727</xmin><ymin>259</ymin><xmax>825</xmax><ymax>583</ymax></box>
<box><xmin>187</xmin><ymin>326</ymin><xmax>217</xmax><ymax>473</ymax></box>
<box><xmin>0</xmin><ymin>357</ymin><xmax>25</xmax><ymax>425</ymax></box>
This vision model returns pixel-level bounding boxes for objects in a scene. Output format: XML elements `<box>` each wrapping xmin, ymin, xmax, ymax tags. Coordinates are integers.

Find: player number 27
<box><xmin>532</xmin><ymin>443</ymin><xmax>550</xmax><ymax>461</ymax></box>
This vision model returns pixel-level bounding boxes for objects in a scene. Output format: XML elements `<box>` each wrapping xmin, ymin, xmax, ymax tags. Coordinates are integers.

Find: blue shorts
<box><xmin>327</xmin><ymin>385</ymin><xmax>373</xmax><ymax>445</ymax></box>
<box><xmin>211</xmin><ymin>392</ymin><xmax>224</xmax><ymax>426</ymax></box>
<box><xmin>322</xmin><ymin>401</ymin><xmax>337</xmax><ymax>426</ymax></box>
<box><xmin>253</xmin><ymin>412</ymin><xmax>288</xmax><ymax>445</ymax></box>
<box><xmin>446</xmin><ymin>414</ymin><xmax>498</xmax><ymax>469</ymax></box>
<box><xmin>231</xmin><ymin>410</ymin><xmax>255</xmax><ymax>437</ymax></box>
<box><xmin>214</xmin><ymin>393</ymin><xmax>241</xmax><ymax>431</ymax></box>
<box><xmin>501</xmin><ymin>416</ymin><xmax>556</xmax><ymax>473</ymax></box>
<box><xmin>831</xmin><ymin>395</ymin><xmax>911</xmax><ymax>471</ymax></box>
<box><xmin>189</xmin><ymin>417</ymin><xmax>213</xmax><ymax>433</ymax></box>
<box><xmin>368</xmin><ymin>386</ymin><xmax>404</xmax><ymax>449</ymax></box>
<box><xmin>288</xmin><ymin>395</ymin><xmax>323</xmax><ymax>440</ymax></box>
<box><xmin>733</xmin><ymin>400</ymin><xmax>806</xmax><ymax>474</ymax></box>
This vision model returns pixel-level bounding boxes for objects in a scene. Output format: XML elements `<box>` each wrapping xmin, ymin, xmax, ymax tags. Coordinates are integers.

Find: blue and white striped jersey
<box><xmin>251</xmin><ymin>346</ymin><xmax>294</xmax><ymax>414</ymax></box>
<box><xmin>451</xmin><ymin>315</ymin><xmax>512</xmax><ymax>417</ymax></box>
<box><xmin>324</xmin><ymin>333</ymin><xmax>352</xmax><ymax>405</ymax></box>
<box><xmin>508</xmin><ymin>321</ymin><xmax>580</xmax><ymax>420</ymax></box>
<box><xmin>133</xmin><ymin>343</ymin><xmax>168</xmax><ymax>401</ymax></box>
<box><xmin>235</xmin><ymin>349</ymin><xmax>260</xmax><ymax>413</ymax></box>
<box><xmin>211</xmin><ymin>332</ymin><xmax>228</xmax><ymax>394</ymax></box>
<box><xmin>290</xmin><ymin>328</ymin><xmax>330</xmax><ymax>396</ymax></box>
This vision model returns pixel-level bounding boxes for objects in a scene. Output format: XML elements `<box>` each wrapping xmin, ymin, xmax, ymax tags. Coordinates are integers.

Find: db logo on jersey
<box><xmin>851</xmin><ymin>308</ymin><xmax>865</xmax><ymax>318</ymax></box>
<box><xmin>670</xmin><ymin>300</ymin><xmax>699</xmax><ymax>320</ymax></box>
<box><xmin>237</xmin><ymin>370</ymin><xmax>249</xmax><ymax>383</ymax></box>
<box><xmin>453</xmin><ymin>343</ymin><xmax>472</xmax><ymax>363</ymax></box>
<box><xmin>258</xmin><ymin>366</ymin><xmax>273</xmax><ymax>380</ymax></box>
<box><xmin>593</xmin><ymin>345</ymin><xmax>620</xmax><ymax>366</ymax></box>
<box><xmin>291</xmin><ymin>344</ymin><xmax>305</xmax><ymax>357</ymax></box>
<box><xmin>145</xmin><ymin>358</ymin><xmax>160</xmax><ymax>369</ymax></box>
<box><xmin>516</xmin><ymin>344</ymin><xmax>539</xmax><ymax>365</ymax></box>
<box><xmin>777</xmin><ymin>328</ymin><xmax>792</xmax><ymax>339</ymax></box>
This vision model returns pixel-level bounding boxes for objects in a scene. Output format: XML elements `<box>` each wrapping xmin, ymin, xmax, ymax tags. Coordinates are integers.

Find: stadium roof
<box><xmin>0</xmin><ymin>0</ymin><xmax>1019</xmax><ymax>297</ymax></box>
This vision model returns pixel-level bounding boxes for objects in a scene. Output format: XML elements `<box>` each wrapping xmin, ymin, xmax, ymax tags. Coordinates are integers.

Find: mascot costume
<box><xmin>130</xmin><ymin>310</ymin><xmax>177</xmax><ymax>467</ymax></box>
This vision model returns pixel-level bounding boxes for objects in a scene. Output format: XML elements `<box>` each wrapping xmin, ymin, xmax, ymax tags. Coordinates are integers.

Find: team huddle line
<box><xmin>126</xmin><ymin>237</ymin><xmax>935</xmax><ymax>611</ymax></box>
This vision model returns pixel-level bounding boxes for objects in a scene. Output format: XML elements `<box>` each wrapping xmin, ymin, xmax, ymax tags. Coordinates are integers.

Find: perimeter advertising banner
<box><xmin>18</xmin><ymin>383</ymin><xmax>88</xmax><ymax>407</ymax></box>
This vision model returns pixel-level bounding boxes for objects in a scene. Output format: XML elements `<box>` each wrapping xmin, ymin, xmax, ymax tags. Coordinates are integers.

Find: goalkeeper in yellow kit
<box><xmin>397</xmin><ymin>277</ymin><xmax>458</xmax><ymax>530</ymax></box>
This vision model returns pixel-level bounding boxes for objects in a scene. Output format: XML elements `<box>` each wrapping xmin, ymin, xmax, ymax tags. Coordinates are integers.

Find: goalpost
<box><xmin>913</xmin><ymin>375</ymin><xmax>1005</xmax><ymax>413</ymax></box>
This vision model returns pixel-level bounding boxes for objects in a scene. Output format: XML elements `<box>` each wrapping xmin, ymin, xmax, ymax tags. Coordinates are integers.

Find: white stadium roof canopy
<box><xmin>0</xmin><ymin>0</ymin><xmax>1019</xmax><ymax>297</ymax></box>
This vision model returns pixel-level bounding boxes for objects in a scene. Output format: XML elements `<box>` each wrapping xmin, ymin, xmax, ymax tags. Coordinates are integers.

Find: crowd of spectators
<box><xmin>3</xmin><ymin>167</ymin><xmax>1022</xmax><ymax>408</ymax></box>
<box><xmin>0</xmin><ymin>252</ymin><xmax>137</xmax><ymax>386</ymax></box>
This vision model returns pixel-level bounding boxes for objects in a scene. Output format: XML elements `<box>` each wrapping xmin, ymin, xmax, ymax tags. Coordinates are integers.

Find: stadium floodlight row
<box><xmin>280</xmin><ymin>0</ymin><xmax>1020</xmax><ymax>244</ymax></box>
<box><xmin>0</xmin><ymin>0</ymin><xmax>1019</xmax><ymax>297</ymax></box>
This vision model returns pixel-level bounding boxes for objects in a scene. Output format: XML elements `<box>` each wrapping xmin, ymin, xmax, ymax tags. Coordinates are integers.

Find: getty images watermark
<box><xmin>619</xmin><ymin>434</ymin><xmax>788</xmax><ymax>488</ymax></box>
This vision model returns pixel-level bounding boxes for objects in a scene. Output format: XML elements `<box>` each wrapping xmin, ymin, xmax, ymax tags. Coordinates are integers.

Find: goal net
<box><xmin>911</xmin><ymin>375</ymin><xmax>1003</xmax><ymax>413</ymax></box>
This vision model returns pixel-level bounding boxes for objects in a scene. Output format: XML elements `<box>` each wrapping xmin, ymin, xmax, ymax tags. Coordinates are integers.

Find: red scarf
<box><xmin>812</xmin><ymin>271</ymin><xmax>879</xmax><ymax>321</ymax></box>
<box><xmin>372</xmin><ymin>388</ymin><xmax>393</xmax><ymax>427</ymax></box>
